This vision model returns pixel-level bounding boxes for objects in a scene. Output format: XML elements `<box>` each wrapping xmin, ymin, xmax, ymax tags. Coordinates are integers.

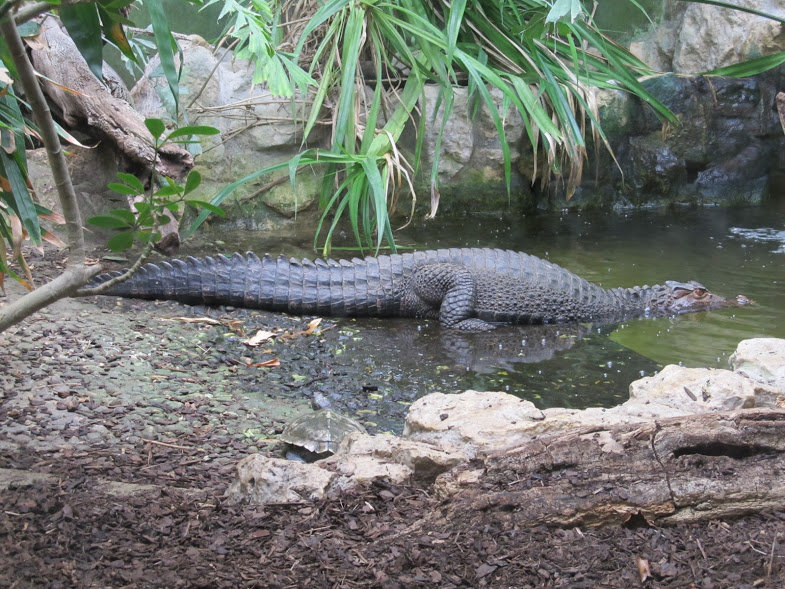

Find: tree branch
<box><xmin>0</xmin><ymin>263</ymin><xmax>101</xmax><ymax>331</ymax></box>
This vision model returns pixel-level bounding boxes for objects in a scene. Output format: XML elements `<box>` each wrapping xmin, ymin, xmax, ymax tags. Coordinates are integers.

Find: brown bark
<box><xmin>438</xmin><ymin>410</ymin><xmax>785</xmax><ymax>528</ymax></box>
<box><xmin>27</xmin><ymin>15</ymin><xmax>192</xmax><ymax>253</ymax></box>
<box><xmin>29</xmin><ymin>15</ymin><xmax>193</xmax><ymax>180</ymax></box>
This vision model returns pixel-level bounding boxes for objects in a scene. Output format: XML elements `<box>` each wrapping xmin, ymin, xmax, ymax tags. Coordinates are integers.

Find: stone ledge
<box><xmin>226</xmin><ymin>337</ymin><xmax>785</xmax><ymax>505</ymax></box>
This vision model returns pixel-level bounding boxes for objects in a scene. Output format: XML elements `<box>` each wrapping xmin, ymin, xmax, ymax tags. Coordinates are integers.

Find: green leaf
<box><xmin>87</xmin><ymin>215</ymin><xmax>132</xmax><ymax>229</ymax></box>
<box><xmin>106</xmin><ymin>230</ymin><xmax>135</xmax><ymax>252</ymax></box>
<box><xmin>166</xmin><ymin>126</ymin><xmax>221</xmax><ymax>140</ymax></box>
<box><xmin>98</xmin><ymin>3</ymin><xmax>136</xmax><ymax>62</ymax></box>
<box><xmin>183</xmin><ymin>170</ymin><xmax>202</xmax><ymax>195</ymax></box>
<box><xmin>185</xmin><ymin>200</ymin><xmax>226</xmax><ymax>216</ymax></box>
<box><xmin>333</xmin><ymin>5</ymin><xmax>364</xmax><ymax>151</ymax></box>
<box><xmin>679</xmin><ymin>0</ymin><xmax>784</xmax><ymax>24</ymax></box>
<box><xmin>154</xmin><ymin>183</ymin><xmax>183</xmax><ymax>197</ymax></box>
<box><xmin>136</xmin><ymin>229</ymin><xmax>162</xmax><ymax>244</ymax></box>
<box><xmin>109</xmin><ymin>209</ymin><xmax>136</xmax><ymax>224</ymax></box>
<box><xmin>60</xmin><ymin>4</ymin><xmax>104</xmax><ymax>81</ymax></box>
<box><xmin>546</xmin><ymin>0</ymin><xmax>584</xmax><ymax>24</ymax></box>
<box><xmin>702</xmin><ymin>51</ymin><xmax>785</xmax><ymax>76</ymax></box>
<box><xmin>107</xmin><ymin>182</ymin><xmax>141</xmax><ymax>196</ymax></box>
<box><xmin>0</xmin><ymin>150</ymin><xmax>41</xmax><ymax>243</ymax></box>
<box><xmin>144</xmin><ymin>0</ymin><xmax>182</xmax><ymax>112</ymax></box>
<box><xmin>116</xmin><ymin>172</ymin><xmax>145</xmax><ymax>193</ymax></box>
<box><xmin>145</xmin><ymin>118</ymin><xmax>166</xmax><ymax>140</ymax></box>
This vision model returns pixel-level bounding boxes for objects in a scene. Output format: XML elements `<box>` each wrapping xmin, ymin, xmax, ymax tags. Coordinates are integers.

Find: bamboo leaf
<box><xmin>143</xmin><ymin>0</ymin><xmax>181</xmax><ymax>113</ymax></box>
<box><xmin>60</xmin><ymin>4</ymin><xmax>104</xmax><ymax>81</ymax></box>
<box><xmin>0</xmin><ymin>150</ymin><xmax>40</xmax><ymax>243</ymax></box>
<box><xmin>702</xmin><ymin>52</ymin><xmax>785</xmax><ymax>76</ymax></box>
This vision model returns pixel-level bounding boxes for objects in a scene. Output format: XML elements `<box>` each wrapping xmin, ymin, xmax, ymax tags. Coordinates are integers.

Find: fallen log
<box><xmin>437</xmin><ymin>409</ymin><xmax>785</xmax><ymax>528</ymax></box>
<box><xmin>28</xmin><ymin>14</ymin><xmax>191</xmax><ymax>252</ymax></box>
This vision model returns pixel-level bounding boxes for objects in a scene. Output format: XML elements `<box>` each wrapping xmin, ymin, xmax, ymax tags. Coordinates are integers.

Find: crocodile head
<box><xmin>652</xmin><ymin>281</ymin><xmax>750</xmax><ymax>315</ymax></box>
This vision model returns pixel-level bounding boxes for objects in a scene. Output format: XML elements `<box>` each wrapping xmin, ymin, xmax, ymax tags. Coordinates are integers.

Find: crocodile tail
<box><xmin>86</xmin><ymin>252</ymin><xmax>402</xmax><ymax>317</ymax></box>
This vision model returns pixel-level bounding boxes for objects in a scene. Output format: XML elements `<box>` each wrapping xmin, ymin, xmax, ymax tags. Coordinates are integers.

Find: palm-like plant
<box><xmin>193</xmin><ymin>0</ymin><xmax>687</xmax><ymax>253</ymax></box>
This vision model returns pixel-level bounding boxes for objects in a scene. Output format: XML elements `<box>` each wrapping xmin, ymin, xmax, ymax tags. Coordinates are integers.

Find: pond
<box><xmin>190</xmin><ymin>202</ymin><xmax>784</xmax><ymax>432</ymax></box>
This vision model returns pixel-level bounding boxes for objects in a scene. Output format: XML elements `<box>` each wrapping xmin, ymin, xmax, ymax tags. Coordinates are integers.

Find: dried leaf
<box><xmin>302</xmin><ymin>317</ymin><xmax>322</xmax><ymax>335</ymax></box>
<box><xmin>281</xmin><ymin>318</ymin><xmax>324</xmax><ymax>340</ymax></box>
<box><xmin>39</xmin><ymin>210</ymin><xmax>66</xmax><ymax>225</ymax></box>
<box><xmin>243</xmin><ymin>329</ymin><xmax>277</xmax><ymax>347</ymax></box>
<box><xmin>9</xmin><ymin>214</ymin><xmax>24</xmax><ymax>258</ymax></box>
<box><xmin>1</xmin><ymin>128</ymin><xmax>15</xmax><ymax>154</ymax></box>
<box><xmin>42</xmin><ymin>230</ymin><xmax>67</xmax><ymax>248</ymax></box>
<box><xmin>244</xmin><ymin>357</ymin><xmax>280</xmax><ymax>368</ymax></box>
<box><xmin>636</xmin><ymin>556</ymin><xmax>651</xmax><ymax>582</ymax></box>
<box><xmin>221</xmin><ymin>319</ymin><xmax>245</xmax><ymax>335</ymax></box>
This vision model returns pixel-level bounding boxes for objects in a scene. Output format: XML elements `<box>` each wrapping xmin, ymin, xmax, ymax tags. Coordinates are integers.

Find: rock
<box><xmin>225</xmin><ymin>454</ymin><xmax>335</xmax><ymax>504</ymax></box>
<box><xmin>672</xmin><ymin>0</ymin><xmax>785</xmax><ymax>74</ymax></box>
<box><xmin>419</xmin><ymin>85</ymin><xmax>524</xmax><ymax>186</ymax></box>
<box><xmin>591</xmin><ymin>73</ymin><xmax>784</xmax><ymax>207</ymax></box>
<box><xmin>626</xmin><ymin>134</ymin><xmax>686</xmax><ymax>197</ymax></box>
<box><xmin>630</xmin><ymin>0</ymin><xmax>785</xmax><ymax>74</ymax></box>
<box><xmin>27</xmin><ymin>147</ymin><xmax>120</xmax><ymax>222</ymax></box>
<box><xmin>326</xmin><ymin>432</ymin><xmax>465</xmax><ymax>486</ymax></box>
<box><xmin>226</xmin><ymin>432</ymin><xmax>465</xmax><ymax>504</ymax></box>
<box><xmin>730</xmin><ymin>338</ymin><xmax>785</xmax><ymax>394</ymax></box>
<box><xmin>227</xmin><ymin>339</ymin><xmax>785</xmax><ymax>504</ymax></box>
<box><xmin>627</xmin><ymin>364</ymin><xmax>778</xmax><ymax>415</ymax></box>
<box><xmin>402</xmin><ymin>390</ymin><xmax>546</xmax><ymax>457</ymax></box>
<box><xmin>131</xmin><ymin>35</ymin><xmax>326</xmax><ymax>227</ymax></box>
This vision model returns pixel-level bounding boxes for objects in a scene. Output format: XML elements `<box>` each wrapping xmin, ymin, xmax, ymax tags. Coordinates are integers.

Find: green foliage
<box><xmin>191</xmin><ymin>0</ymin><xmax>681</xmax><ymax>253</ymax></box>
<box><xmin>200</xmin><ymin>0</ymin><xmax>314</xmax><ymax>96</ymax></box>
<box><xmin>88</xmin><ymin>119</ymin><xmax>223</xmax><ymax>252</ymax></box>
<box><xmin>703</xmin><ymin>52</ymin><xmax>785</xmax><ymax>77</ymax></box>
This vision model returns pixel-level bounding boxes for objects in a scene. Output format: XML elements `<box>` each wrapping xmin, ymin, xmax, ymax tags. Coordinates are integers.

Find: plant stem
<box><xmin>0</xmin><ymin>9</ymin><xmax>98</xmax><ymax>332</ymax></box>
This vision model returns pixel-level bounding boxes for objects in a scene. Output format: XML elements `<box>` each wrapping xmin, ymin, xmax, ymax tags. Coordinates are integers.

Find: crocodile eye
<box><xmin>693</xmin><ymin>288</ymin><xmax>707</xmax><ymax>298</ymax></box>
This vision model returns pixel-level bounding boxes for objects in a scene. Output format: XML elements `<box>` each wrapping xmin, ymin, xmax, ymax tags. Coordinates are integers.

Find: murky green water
<box><xmin>192</xmin><ymin>203</ymin><xmax>784</xmax><ymax>429</ymax></box>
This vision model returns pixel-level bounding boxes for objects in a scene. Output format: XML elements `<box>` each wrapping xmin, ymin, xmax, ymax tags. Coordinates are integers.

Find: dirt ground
<box><xmin>1</xmin><ymin>250</ymin><xmax>784</xmax><ymax>588</ymax></box>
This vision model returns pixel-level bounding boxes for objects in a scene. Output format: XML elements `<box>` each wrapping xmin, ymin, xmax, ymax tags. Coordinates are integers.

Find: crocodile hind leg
<box><xmin>403</xmin><ymin>263</ymin><xmax>494</xmax><ymax>331</ymax></box>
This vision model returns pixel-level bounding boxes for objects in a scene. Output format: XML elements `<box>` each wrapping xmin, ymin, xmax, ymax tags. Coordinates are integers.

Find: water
<box><xmin>192</xmin><ymin>204</ymin><xmax>784</xmax><ymax>429</ymax></box>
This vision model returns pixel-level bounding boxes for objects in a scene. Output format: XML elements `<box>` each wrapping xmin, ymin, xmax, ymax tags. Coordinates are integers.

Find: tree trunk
<box><xmin>777</xmin><ymin>91</ymin><xmax>785</xmax><ymax>137</ymax></box>
<box><xmin>438</xmin><ymin>409</ymin><xmax>785</xmax><ymax>528</ymax></box>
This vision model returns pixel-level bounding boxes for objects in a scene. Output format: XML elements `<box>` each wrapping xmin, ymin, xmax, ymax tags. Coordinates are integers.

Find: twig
<box><xmin>141</xmin><ymin>438</ymin><xmax>198</xmax><ymax>451</ymax></box>
<box><xmin>73</xmin><ymin>242</ymin><xmax>154</xmax><ymax>296</ymax></box>
<box><xmin>767</xmin><ymin>533</ymin><xmax>780</xmax><ymax>577</ymax></box>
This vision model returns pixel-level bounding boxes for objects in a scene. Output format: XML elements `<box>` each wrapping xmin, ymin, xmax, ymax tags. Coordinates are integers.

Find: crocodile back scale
<box><xmin>83</xmin><ymin>248</ymin><xmax>745</xmax><ymax>331</ymax></box>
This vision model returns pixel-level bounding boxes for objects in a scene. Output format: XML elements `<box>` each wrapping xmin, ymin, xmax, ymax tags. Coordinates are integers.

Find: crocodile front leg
<box><xmin>402</xmin><ymin>263</ymin><xmax>494</xmax><ymax>331</ymax></box>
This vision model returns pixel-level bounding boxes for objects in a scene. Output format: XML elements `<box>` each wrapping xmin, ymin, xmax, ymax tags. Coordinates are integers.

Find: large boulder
<box><xmin>630</xmin><ymin>0</ymin><xmax>785</xmax><ymax>74</ymax></box>
<box><xmin>132</xmin><ymin>35</ymin><xmax>326</xmax><ymax>229</ymax></box>
<box><xmin>579</xmin><ymin>71</ymin><xmax>785</xmax><ymax>207</ymax></box>
<box><xmin>730</xmin><ymin>337</ymin><xmax>785</xmax><ymax>396</ymax></box>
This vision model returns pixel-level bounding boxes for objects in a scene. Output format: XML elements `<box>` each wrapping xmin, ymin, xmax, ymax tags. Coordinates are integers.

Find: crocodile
<box><xmin>83</xmin><ymin>248</ymin><xmax>748</xmax><ymax>331</ymax></box>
